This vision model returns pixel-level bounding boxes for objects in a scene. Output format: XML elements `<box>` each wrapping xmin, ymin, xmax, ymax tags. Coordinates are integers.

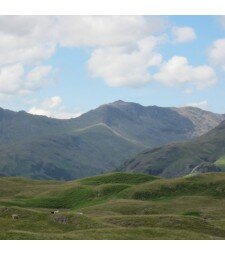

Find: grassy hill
<box><xmin>1</xmin><ymin>172</ymin><xmax>225</xmax><ymax>239</ymax></box>
<box><xmin>121</xmin><ymin>120</ymin><xmax>225</xmax><ymax>178</ymax></box>
<box><xmin>0</xmin><ymin>101</ymin><xmax>224</xmax><ymax>180</ymax></box>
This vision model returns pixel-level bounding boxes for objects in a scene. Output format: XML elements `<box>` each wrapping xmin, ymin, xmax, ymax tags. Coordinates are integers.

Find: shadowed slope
<box><xmin>121</xmin><ymin>120</ymin><xmax>225</xmax><ymax>177</ymax></box>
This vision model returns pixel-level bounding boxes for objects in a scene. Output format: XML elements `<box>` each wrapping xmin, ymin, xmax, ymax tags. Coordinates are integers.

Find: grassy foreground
<box><xmin>1</xmin><ymin>172</ymin><xmax>225</xmax><ymax>239</ymax></box>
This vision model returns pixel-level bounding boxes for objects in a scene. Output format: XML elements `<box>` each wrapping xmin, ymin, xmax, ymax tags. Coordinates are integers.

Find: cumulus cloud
<box><xmin>0</xmin><ymin>16</ymin><xmax>168</xmax><ymax>93</ymax></box>
<box><xmin>154</xmin><ymin>56</ymin><xmax>217</xmax><ymax>90</ymax></box>
<box><xmin>185</xmin><ymin>100</ymin><xmax>210</xmax><ymax>110</ymax></box>
<box><xmin>0</xmin><ymin>16</ymin><xmax>57</xmax><ymax>96</ymax></box>
<box><xmin>57</xmin><ymin>16</ymin><xmax>167</xmax><ymax>47</ymax></box>
<box><xmin>0</xmin><ymin>64</ymin><xmax>53</xmax><ymax>95</ymax></box>
<box><xmin>172</xmin><ymin>26</ymin><xmax>196</xmax><ymax>43</ymax></box>
<box><xmin>41</xmin><ymin>96</ymin><xmax>62</xmax><ymax>109</ymax></box>
<box><xmin>0</xmin><ymin>16</ymin><xmax>166</xmax><ymax>66</ymax></box>
<box><xmin>0</xmin><ymin>38</ymin><xmax>56</xmax><ymax>67</ymax></box>
<box><xmin>29</xmin><ymin>96</ymin><xmax>82</xmax><ymax>119</ymax></box>
<box><xmin>25</xmin><ymin>66</ymin><xmax>53</xmax><ymax>90</ymax></box>
<box><xmin>88</xmin><ymin>36</ymin><xmax>164</xmax><ymax>87</ymax></box>
<box><xmin>0</xmin><ymin>17</ymin><xmax>57</xmax><ymax>67</ymax></box>
<box><xmin>0</xmin><ymin>16</ymin><xmax>216</xmax><ymax>99</ymax></box>
<box><xmin>208</xmin><ymin>38</ymin><xmax>225</xmax><ymax>70</ymax></box>
<box><xmin>0</xmin><ymin>64</ymin><xmax>24</xmax><ymax>94</ymax></box>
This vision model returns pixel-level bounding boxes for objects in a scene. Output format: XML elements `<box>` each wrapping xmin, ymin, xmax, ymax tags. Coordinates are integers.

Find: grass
<box><xmin>79</xmin><ymin>172</ymin><xmax>158</xmax><ymax>185</ymax></box>
<box><xmin>1</xmin><ymin>172</ymin><xmax>225</xmax><ymax>239</ymax></box>
<box><xmin>215</xmin><ymin>156</ymin><xmax>225</xmax><ymax>171</ymax></box>
<box><xmin>183</xmin><ymin>211</ymin><xmax>202</xmax><ymax>217</ymax></box>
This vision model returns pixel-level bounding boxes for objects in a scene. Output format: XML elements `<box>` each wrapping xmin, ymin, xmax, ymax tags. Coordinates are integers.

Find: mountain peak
<box><xmin>110</xmin><ymin>100</ymin><xmax>130</xmax><ymax>106</ymax></box>
<box><xmin>98</xmin><ymin>100</ymin><xmax>136</xmax><ymax>110</ymax></box>
<box><xmin>113</xmin><ymin>100</ymin><xmax>125</xmax><ymax>104</ymax></box>
<box><xmin>109</xmin><ymin>100</ymin><xmax>144</xmax><ymax>109</ymax></box>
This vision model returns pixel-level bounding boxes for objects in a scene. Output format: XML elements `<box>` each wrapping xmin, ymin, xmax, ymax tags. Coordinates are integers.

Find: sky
<box><xmin>0</xmin><ymin>15</ymin><xmax>225</xmax><ymax>118</ymax></box>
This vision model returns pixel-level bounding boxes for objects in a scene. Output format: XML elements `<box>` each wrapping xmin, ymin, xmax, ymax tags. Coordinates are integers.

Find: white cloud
<box><xmin>0</xmin><ymin>16</ymin><xmax>167</xmax><ymax>50</ymax></box>
<box><xmin>0</xmin><ymin>16</ymin><xmax>57</xmax><ymax>67</ymax></box>
<box><xmin>25</xmin><ymin>65</ymin><xmax>53</xmax><ymax>90</ymax></box>
<box><xmin>0</xmin><ymin>16</ymin><xmax>57</xmax><ymax>96</ymax></box>
<box><xmin>172</xmin><ymin>26</ymin><xmax>196</xmax><ymax>43</ymax></box>
<box><xmin>0</xmin><ymin>16</ymin><xmax>56</xmax><ymax>37</ymax></box>
<box><xmin>41</xmin><ymin>96</ymin><xmax>62</xmax><ymax>109</ymax></box>
<box><xmin>0</xmin><ymin>16</ymin><xmax>216</xmax><ymax>96</ymax></box>
<box><xmin>28</xmin><ymin>107</ymin><xmax>50</xmax><ymax>117</ymax></box>
<box><xmin>154</xmin><ymin>56</ymin><xmax>217</xmax><ymax>90</ymax></box>
<box><xmin>0</xmin><ymin>16</ymin><xmax>168</xmax><ymax>94</ymax></box>
<box><xmin>0</xmin><ymin>16</ymin><xmax>166</xmax><ymax>66</ymax></box>
<box><xmin>0</xmin><ymin>64</ymin><xmax>24</xmax><ymax>94</ymax></box>
<box><xmin>29</xmin><ymin>96</ymin><xmax>82</xmax><ymax>119</ymax></box>
<box><xmin>88</xmin><ymin>36</ymin><xmax>164</xmax><ymax>87</ymax></box>
<box><xmin>0</xmin><ymin>64</ymin><xmax>53</xmax><ymax>95</ymax></box>
<box><xmin>0</xmin><ymin>37</ymin><xmax>56</xmax><ymax>67</ymax></box>
<box><xmin>208</xmin><ymin>38</ymin><xmax>225</xmax><ymax>70</ymax></box>
<box><xmin>185</xmin><ymin>100</ymin><xmax>210</xmax><ymax>110</ymax></box>
<box><xmin>57</xmin><ymin>16</ymin><xmax>167</xmax><ymax>47</ymax></box>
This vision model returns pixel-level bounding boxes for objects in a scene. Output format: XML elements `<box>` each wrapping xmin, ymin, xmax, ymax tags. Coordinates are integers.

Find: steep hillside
<box><xmin>0</xmin><ymin>125</ymin><xmax>142</xmax><ymax>180</ymax></box>
<box><xmin>1</xmin><ymin>172</ymin><xmax>225</xmax><ymax>239</ymax></box>
<box><xmin>121</xmin><ymin>120</ymin><xmax>225</xmax><ymax>178</ymax></box>
<box><xmin>0</xmin><ymin>101</ymin><xmax>224</xmax><ymax>180</ymax></box>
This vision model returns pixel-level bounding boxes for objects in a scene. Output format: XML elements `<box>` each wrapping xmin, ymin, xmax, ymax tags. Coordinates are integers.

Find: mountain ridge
<box><xmin>0</xmin><ymin>100</ymin><xmax>224</xmax><ymax>180</ymax></box>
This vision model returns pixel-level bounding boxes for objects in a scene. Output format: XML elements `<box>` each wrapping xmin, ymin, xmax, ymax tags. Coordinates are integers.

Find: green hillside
<box><xmin>121</xmin><ymin>120</ymin><xmax>225</xmax><ymax>178</ymax></box>
<box><xmin>215</xmin><ymin>156</ymin><xmax>225</xmax><ymax>171</ymax></box>
<box><xmin>1</xmin><ymin>172</ymin><xmax>225</xmax><ymax>239</ymax></box>
<box><xmin>0</xmin><ymin>124</ymin><xmax>143</xmax><ymax>180</ymax></box>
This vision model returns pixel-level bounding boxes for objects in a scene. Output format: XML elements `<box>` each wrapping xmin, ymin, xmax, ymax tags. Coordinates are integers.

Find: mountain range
<box><xmin>0</xmin><ymin>100</ymin><xmax>224</xmax><ymax>180</ymax></box>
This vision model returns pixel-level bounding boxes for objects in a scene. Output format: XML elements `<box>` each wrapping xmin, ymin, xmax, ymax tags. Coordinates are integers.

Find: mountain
<box><xmin>71</xmin><ymin>101</ymin><xmax>225</xmax><ymax>147</ymax></box>
<box><xmin>120</xmin><ymin>119</ymin><xmax>225</xmax><ymax>178</ymax></box>
<box><xmin>0</xmin><ymin>124</ymin><xmax>143</xmax><ymax>180</ymax></box>
<box><xmin>0</xmin><ymin>101</ymin><xmax>224</xmax><ymax>180</ymax></box>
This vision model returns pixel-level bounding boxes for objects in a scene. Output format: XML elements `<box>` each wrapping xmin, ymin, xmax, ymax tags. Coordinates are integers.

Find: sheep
<box><xmin>12</xmin><ymin>214</ymin><xmax>19</xmax><ymax>220</ymax></box>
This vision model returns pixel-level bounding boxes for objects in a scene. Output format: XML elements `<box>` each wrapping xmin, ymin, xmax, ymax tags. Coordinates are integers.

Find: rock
<box><xmin>53</xmin><ymin>215</ymin><xmax>68</xmax><ymax>224</ymax></box>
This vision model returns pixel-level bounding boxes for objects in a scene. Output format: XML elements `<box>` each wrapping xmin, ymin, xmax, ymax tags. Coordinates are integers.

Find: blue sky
<box><xmin>0</xmin><ymin>16</ymin><xmax>225</xmax><ymax>117</ymax></box>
